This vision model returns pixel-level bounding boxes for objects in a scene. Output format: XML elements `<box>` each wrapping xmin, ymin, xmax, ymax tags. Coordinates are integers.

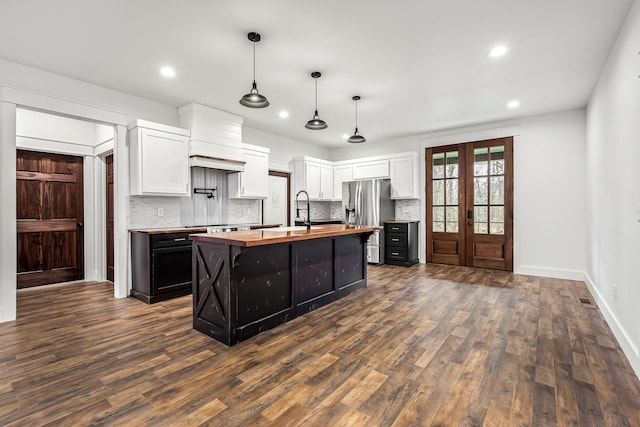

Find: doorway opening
<box><xmin>425</xmin><ymin>137</ymin><xmax>513</xmax><ymax>271</ymax></box>
<box><xmin>262</xmin><ymin>170</ymin><xmax>291</xmax><ymax>226</ymax></box>
<box><xmin>15</xmin><ymin>108</ymin><xmax>115</xmax><ymax>289</ymax></box>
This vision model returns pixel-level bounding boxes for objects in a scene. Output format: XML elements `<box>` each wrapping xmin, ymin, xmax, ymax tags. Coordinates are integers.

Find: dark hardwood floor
<box><xmin>1</xmin><ymin>264</ymin><xmax>638</xmax><ymax>426</ymax></box>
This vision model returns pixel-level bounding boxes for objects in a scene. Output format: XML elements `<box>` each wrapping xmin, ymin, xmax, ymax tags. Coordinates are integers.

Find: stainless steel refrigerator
<box><xmin>342</xmin><ymin>179</ymin><xmax>395</xmax><ymax>264</ymax></box>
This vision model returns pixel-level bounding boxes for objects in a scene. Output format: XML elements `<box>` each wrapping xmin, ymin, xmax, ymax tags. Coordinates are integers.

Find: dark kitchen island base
<box><xmin>191</xmin><ymin>227</ymin><xmax>373</xmax><ymax>346</ymax></box>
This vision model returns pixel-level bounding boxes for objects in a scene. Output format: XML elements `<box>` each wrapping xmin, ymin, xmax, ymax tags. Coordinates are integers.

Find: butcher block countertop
<box><xmin>189</xmin><ymin>224</ymin><xmax>378</xmax><ymax>247</ymax></box>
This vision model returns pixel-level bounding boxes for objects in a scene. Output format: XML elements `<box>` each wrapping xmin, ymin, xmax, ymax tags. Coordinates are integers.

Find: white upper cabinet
<box><xmin>292</xmin><ymin>157</ymin><xmax>334</xmax><ymax>201</ymax></box>
<box><xmin>129</xmin><ymin>120</ymin><xmax>190</xmax><ymax>196</ymax></box>
<box><xmin>228</xmin><ymin>144</ymin><xmax>270</xmax><ymax>199</ymax></box>
<box><xmin>390</xmin><ymin>154</ymin><xmax>419</xmax><ymax>199</ymax></box>
<box><xmin>333</xmin><ymin>164</ymin><xmax>353</xmax><ymax>201</ymax></box>
<box><xmin>352</xmin><ymin>159</ymin><xmax>390</xmax><ymax>180</ymax></box>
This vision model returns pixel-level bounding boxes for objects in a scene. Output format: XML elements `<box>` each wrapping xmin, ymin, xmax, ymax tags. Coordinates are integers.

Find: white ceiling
<box><xmin>0</xmin><ymin>0</ymin><xmax>633</xmax><ymax>148</ymax></box>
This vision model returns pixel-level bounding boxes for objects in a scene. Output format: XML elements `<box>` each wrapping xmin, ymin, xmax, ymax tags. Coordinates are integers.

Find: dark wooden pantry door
<box><xmin>16</xmin><ymin>150</ymin><xmax>84</xmax><ymax>288</ymax></box>
<box><xmin>426</xmin><ymin>137</ymin><xmax>513</xmax><ymax>271</ymax></box>
<box><xmin>106</xmin><ymin>154</ymin><xmax>114</xmax><ymax>282</ymax></box>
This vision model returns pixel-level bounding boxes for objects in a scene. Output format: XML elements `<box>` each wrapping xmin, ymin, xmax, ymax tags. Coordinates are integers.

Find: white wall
<box><xmin>514</xmin><ymin>110</ymin><xmax>586</xmax><ymax>279</ymax></box>
<box><xmin>243</xmin><ymin>126</ymin><xmax>331</xmax><ymax>170</ymax></box>
<box><xmin>417</xmin><ymin>111</ymin><xmax>587</xmax><ymax>278</ymax></box>
<box><xmin>586</xmin><ymin>0</ymin><xmax>640</xmax><ymax>376</ymax></box>
<box><xmin>0</xmin><ymin>58</ymin><xmax>177</xmax><ymax>125</ymax></box>
<box><xmin>17</xmin><ymin>108</ymin><xmax>106</xmax><ymax>144</ymax></box>
<box><xmin>330</xmin><ymin>135</ymin><xmax>419</xmax><ymax>162</ymax></box>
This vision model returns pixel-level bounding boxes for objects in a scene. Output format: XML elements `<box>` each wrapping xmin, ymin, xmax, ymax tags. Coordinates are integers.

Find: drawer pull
<box><xmin>174</xmin><ymin>238</ymin><xmax>186</xmax><ymax>242</ymax></box>
<box><xmin>391</xmin><ymin>227</ymin><xmax>400</xmax><ymax>231</ymax></box>
<box><xmin>392</xmin><ymin>252</ymin><xmax>399</xmax><ymax>256</ymax></box>
<box><xmin>392</xmin><ymin>238</ymin><xmax>399</xmax><ymax>242</ymax></box>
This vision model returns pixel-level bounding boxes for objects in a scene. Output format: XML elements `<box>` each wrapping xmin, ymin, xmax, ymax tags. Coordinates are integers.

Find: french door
<box><xmin>426</xmin><ymin>137</ymin><xmax>513</xmax><ymax>271</ymax></box>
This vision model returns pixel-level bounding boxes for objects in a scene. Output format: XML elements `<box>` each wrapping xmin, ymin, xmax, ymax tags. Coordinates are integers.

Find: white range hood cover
<box><xmin>189</xmin><ymin>155</ymin><xmax>245</xmax><ymax>172</ymax></box>
<box><xmin>179</xmin><ymin>102</ymin><xmax>245</xmax><ymax>171</ymax></box>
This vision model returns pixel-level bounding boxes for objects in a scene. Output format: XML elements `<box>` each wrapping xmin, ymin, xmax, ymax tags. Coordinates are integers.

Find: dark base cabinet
<box><xmin>384</xmin><ymin>221</ymin><xmax>419</xmax><ymax>266</ymax></box>
<box><xmin>131</xmin><ymin>231</ymin><xmax>194</xmax><ymax>304</ymax></box>
<box><xmin>192</xmin><ymin>233</ymin><xmax>370</xmax><ymax>346</ymax></box>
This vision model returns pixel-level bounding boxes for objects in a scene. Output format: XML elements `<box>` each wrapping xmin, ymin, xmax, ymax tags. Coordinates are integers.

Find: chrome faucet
<box><xmin>295</xmin><ymin>190</ymin><xmax>311</xmax><ymax>230</ymax></box>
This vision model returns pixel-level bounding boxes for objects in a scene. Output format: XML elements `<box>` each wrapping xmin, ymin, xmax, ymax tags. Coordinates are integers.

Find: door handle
<box><xmin>467</xmin><ymin>210</ymin><xmax>473</xmax><ymax>226</ymax></box>
<box><xmin>77</xmin><ymin>222</ymin><xmax>84</xmax><ymax>227</ymax></box>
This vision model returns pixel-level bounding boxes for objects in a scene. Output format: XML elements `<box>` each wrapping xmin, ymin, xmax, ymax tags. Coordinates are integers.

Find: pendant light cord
<box><xmin>314</xmin><ymin>78</ymin><xmax>318</xmax><ymax>110</ymax></box>
<box><xmin>252</xmin><ymin>41</ymin><xmax>256</xmax><ymax>83</ymax></box>
<box><xmin>355</xmin><ymin>99</ymin><xmax>358</xmax><ymax>128</ymax></box>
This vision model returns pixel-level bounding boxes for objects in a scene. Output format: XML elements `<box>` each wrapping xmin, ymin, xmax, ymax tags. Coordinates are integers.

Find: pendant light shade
<box><xmin>239</xmin><ymin>32</ymin><xmax>269</xmax><ymax>108</ymax></box>
<box><xmin>305</xmin><ymin>71</ymin><xmax>327</xmax><ymax>130</ymax></box>
<box><xmin>347</xmin><ymin>95</ymin><xmax>366</xmax><ymax>143</ymax></box>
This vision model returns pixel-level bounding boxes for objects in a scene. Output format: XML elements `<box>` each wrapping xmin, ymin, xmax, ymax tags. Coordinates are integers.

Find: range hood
<box><xmin>189</xmin><ymin>154</ymin><xmax>245</xmax><ymax>172</ymax></box>
<box><xmin>179</xmin><ymin>102</ymin><xmax>246</xmax><ymax>172</ymax></box>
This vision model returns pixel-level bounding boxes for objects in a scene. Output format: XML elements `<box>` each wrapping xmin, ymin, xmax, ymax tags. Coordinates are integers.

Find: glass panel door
<box><xmin>426</xmin><ymin>146</ymin><xmax>466</xmax><ymax>265</ymax></box>
<box><xmin>426</xmin><ymin>137</ymin><xmax>513</xmax><ymax>271</ymax></box>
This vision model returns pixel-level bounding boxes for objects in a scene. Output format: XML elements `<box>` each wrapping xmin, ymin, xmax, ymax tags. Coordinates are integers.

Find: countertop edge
<box><xmin>189</xmin><ymin>225</ymin><xmax>378</xmax><ymax>247</ymax></box>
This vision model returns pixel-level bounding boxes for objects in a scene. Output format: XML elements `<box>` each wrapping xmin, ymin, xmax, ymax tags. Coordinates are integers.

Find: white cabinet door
<box><xmin>305</xmin><ymin>161</ymin><xmax>322</xmax><ymax>199</ymax></box>
<box><xmin>390</xmin><ymin>156</ymin><xmax>419</xmax><ymax>199</ymax></box>
<box><xmin>333</xmin><ymin>164</ymin><xmax>353</xmax><ymax>201</ymax></box>
<box><xmin>228</xmin><ymin>148</ymin><xmax>269</xmax><ymax>199</ymax></box>
<box><xmin>352</xmin><ymin>160</ymin><xmax>390</xmax><ymax>180</ymax></box>
<box><xmin>319</xmin><ymin>164</ymin><xmax>334</xmax><ymax>200</ymax></box>
<box><xmin>292</xmin><ymin>160</ymin><xmax>333</xmax><ymax>201</ymax></box>
<box><xmin>130</xmin><ymin>127</ymin><xmax>190</xmax><ymax>196</ymax></box>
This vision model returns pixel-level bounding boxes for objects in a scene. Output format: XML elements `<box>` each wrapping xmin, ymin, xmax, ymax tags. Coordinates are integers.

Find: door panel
<box><xmin>106</xmin><ymin>154</ymin><xmax>114</xmax><ymax>282</ymax></box>
<box><xmin>426</xmin><ymin>146</ymin><xmax>466</xmax><ymax>265</ymax></box>
<box><xmin>16</xmin><ymin>150</ymin><xmax>84</xmax><ymax>288</ymax></box>
<box><xmin>263</xmin><ymin>171</ymin><xmax>290</xmax><ymax>226</ymax></box>
<box><xmin>464</xmin><ymin>138</ymin><xmax>513</xmax><ymax>270</ymax></box>
<box><xmin>426</xmin><ymin>137</ymin><xmax>513</xmax><ymax>271</ymax></box>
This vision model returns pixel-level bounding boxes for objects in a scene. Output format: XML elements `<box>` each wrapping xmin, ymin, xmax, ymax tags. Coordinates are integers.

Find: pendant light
<box><xmin>305</xmin><ymin>71</ymin><xmax>327</xmax><ymax>130</ymax></box>
<box><xmin>239</xmin><ymin>32</ymin><xmax>269</xmax><ymax>108</ymax></box>
<box><xmin>347</xmin><ymin>95</ymin><xmax>366</xmax><ymax>143</ymax></box>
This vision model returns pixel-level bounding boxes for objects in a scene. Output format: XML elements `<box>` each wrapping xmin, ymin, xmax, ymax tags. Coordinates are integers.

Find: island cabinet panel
<box><xmin>236</xmin><ymin>244</ymin><xmax>292</xmax><ymax>326</ymax></box>
<box><xmin>192</xmin><ymin>243</ymin><xmax>232</xmax><ymax>345</ymax></box>
<box><xmin>192</xmin><ymin>232</ymin><xmax>369</xmax><ymax>346</ymax></box>
<box><xmin>294</xmin><ymin>238</ymin><xmax>335</xmax><ymax>314</ymax></box>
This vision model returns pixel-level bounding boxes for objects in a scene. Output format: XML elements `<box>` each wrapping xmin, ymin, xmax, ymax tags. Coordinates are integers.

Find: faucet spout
<box><xmin>295</xmin><ymin>190</ymin><xmax>311</xmax><ymax>231</ymax></box>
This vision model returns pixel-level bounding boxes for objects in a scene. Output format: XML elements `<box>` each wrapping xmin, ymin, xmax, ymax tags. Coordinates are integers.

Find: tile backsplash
<box><xmin>128</xmin><ymin>196</ymin><xmax>181</xmax><ymax>229</ymax></box>
<box><xmin>395</xmin><ymin>199</ymin><xmax>421</xmax><ymax>221</ymax></box>
<box><xmin>228</xmin><ymin>199</ymin><xmax>262</xmax><ymax>224</ymax></box>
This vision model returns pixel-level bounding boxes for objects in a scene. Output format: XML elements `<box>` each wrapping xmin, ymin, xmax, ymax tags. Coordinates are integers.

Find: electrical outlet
<box><xmin>157</xmin><ymin>207</ymin><xmax>165</xmax><ymax>217</ymax></box>
<box><xmin>613</xmin><ymin>283</ymin><xmax>617</xmax><ymax>300</ymax></box>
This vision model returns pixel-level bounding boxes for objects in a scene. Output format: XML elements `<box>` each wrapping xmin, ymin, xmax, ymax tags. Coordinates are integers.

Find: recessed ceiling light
<box><xmin>279</xmin><ymin>110</ymin><xmax>289</xmax><ymax>119</ymax></box>
<box><xmin>489</xmin><ymin>45</ymin><xmax>508</xmax><ymax>58</ymax></box>
<box><xmin>507</xmin><ymin>100</ymin><xmax>520</xmax><ymax>108</ymax></box>
<box><xmin>160</xmin><ymin>66</ymin><xmax>175</xmax><ymax>78</ymax></box>
<box><xmin>342</xmin><ymin>134</ymin><xmax>350</xmax><ymax>140</ymax></box>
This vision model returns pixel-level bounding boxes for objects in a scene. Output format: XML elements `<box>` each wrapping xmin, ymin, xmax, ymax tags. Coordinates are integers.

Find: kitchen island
<box><xmin>189</xmin><ymin>224</ymin><xmax>376</xmax><ymax>345</ymax></box>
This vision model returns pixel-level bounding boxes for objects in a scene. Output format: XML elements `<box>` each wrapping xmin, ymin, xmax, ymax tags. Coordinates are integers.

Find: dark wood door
<box><xmin>426</xmin><ymin>145</ymin><xmax>467</xmax><ymax>265</ymax></box>
<box><xmin>16</xmin><ymin>150</ymin><xmax>84</xmax><ymax>288</ymax></box>
<box><xmin>106</xmin><ymin>154</ymin><xmax>114</xmax><ymax>282</ymax></box>
<box><xmin>426</xmin><ymin>137</ymin><xmax>513</xmax><ymax>271</ymax></box>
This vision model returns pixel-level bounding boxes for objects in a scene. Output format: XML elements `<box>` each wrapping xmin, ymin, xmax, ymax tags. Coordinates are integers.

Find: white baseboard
<box><xmin>515</xmin><ymin>264</ymin><xmax>585</xmax><ymax>281</ymax></box>
<box><xmin>584</xmin><ymin>273</ymin><xmax>640</xmax><ymax>379</ymax></box>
